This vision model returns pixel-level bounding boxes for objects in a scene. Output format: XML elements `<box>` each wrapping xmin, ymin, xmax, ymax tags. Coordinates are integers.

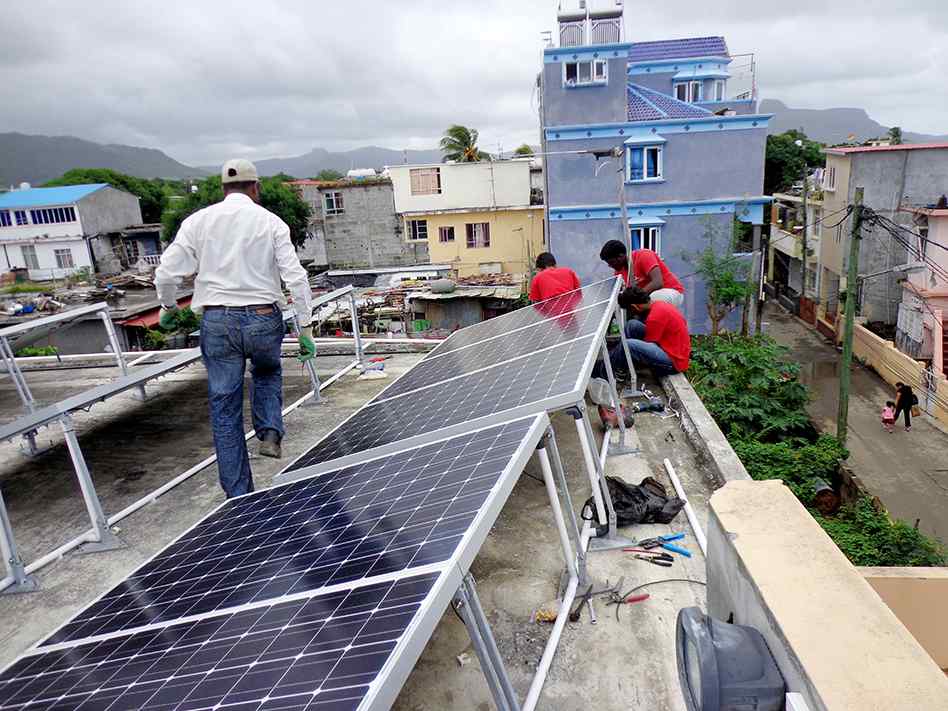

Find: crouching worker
<box><xmin>592</xmin><ymin>286</ymin><xmax>690</xmax><ymax>382</ymax></box>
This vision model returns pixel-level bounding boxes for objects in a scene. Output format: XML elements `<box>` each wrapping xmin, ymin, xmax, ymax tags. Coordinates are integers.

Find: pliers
<box><xmin>633</xmin><ymin>532</ymin><xmax>691</xmax><ymax>558</ymax></box>
<box><xmin>626</xmin><ymin>549</ymin><xmax>674</xmax><ymax>567</ymax></box>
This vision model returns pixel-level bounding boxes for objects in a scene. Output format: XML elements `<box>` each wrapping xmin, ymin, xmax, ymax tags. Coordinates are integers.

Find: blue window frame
<box><xmin>627</xmin><ymin>145</ymin><xmax>663</xmax><ymax>182</ymax></box>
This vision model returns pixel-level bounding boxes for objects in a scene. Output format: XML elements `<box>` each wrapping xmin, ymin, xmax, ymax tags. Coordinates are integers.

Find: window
<box><xmin>28</xmin><ymin>206</ymin><xmax>76</xmax><ymax>224</ymax></box>
<box><xmin>631</xmin><ymin>226</ymin><xmax>661</xmax><ymax>254</ymax></box>
<box><xmin>54</xmin><ymin>248</ymin><xmax>74</xmax><ymax>269</ymax></box>
<box><xmin>323</xmin><ymin>191</ymin><xmax>344</xmax><ymax>215</ymax></box>
<box><xmin>674</xmin><ymin>81</ymin><xmax>702</xmax><ymax>102</ymax></box>
<box><xmin>564</xmin><ymin>59</ymin><xmax>607</xmax><ymax>86</ymax></box>
<box><xmin>465</xmin><ymin>222</ymin><xmax>491</xmax><ymax>248</ymax></box>
<box><xmin>438</xmin><ymin>225</ymin><xmax>455</xmax><ymax>243</ymax></box>
<box><xmin>627</xmin><ymin>145</ymin><xmax>663</xmax><ymax>181</ymax></box>
<box><xmin>21</xmin><ymin>245</ymin><xmax>39</xmax><ymax>269</ymax></box>
<box><xmin>14</xmin><ymin>210</ymin><xmax>28</xmax><ymax>225</ymax></box>
<box><xmin>0</xmin><ymin>210</ymin><xmax>10</xmax><ymax>227</ymax></box>
<box><xmin>409</xmin><ymin>168</ymin><xmax>442</xmax><ymax>196</ymax></box>
<box><xmin>824</xmin><ymin>165</ymin><xmax>837</xmax><ymax>191</ymax></box>
<box><xmin>407</xmin><ymin>219</ymin><xmax>428</xmax><ymax>241</ymax></box>
<box><xmin>713</xmin><ymin>79</ymin><xmax>725</xmax><ymax>101</ymax></box>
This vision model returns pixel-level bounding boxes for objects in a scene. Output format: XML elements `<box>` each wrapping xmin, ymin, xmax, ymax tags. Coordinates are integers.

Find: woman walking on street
<box><xmin>894</xmin><ymin>382</ymin><xmax>914</xmax><ymax>431</ymax></box>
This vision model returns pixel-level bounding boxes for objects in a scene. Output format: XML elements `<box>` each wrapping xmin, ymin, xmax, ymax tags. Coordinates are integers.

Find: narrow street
<box><xmin>765</xmin><ymin>305</ymin><xmax>948</xmax><ymax>543</ymax></box>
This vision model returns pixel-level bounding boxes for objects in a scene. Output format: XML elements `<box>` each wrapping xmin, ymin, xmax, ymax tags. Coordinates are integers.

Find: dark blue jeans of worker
<box><xmin>200</xmin><ymin>306</ymin><xmax>285</xmax><ymax>498</ymax></box>
<box><xmin>591</xmin><ymin>318</ymin><xmax>677</xmax><ymax>380</ymax></box>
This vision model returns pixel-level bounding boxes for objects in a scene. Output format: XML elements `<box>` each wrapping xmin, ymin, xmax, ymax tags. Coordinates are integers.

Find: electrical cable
<box><xmin>614</xmin><ymin>578</ymin><xmax>707</xmax><ymax>622</ymax></box>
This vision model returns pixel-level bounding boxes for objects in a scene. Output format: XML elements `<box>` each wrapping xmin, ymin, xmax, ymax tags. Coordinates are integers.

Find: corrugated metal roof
<box><xmin>627</xmin><ymin>84</ymin><xmax>713</xmax><ymax>122</ymax></box>
<box><xmin>0</xmin><ymin>184</ymin><xmax>108</xmax><ymax>209</ymax></box>
<box><xmin>408</xmin><ymin>286</ymin><xmax>521</xmax><ymax>301</ymax></box>
<box><xmin>628</xmin><ymin>37</ymin><xmax>728</xmax><ymax>62</ymax></box>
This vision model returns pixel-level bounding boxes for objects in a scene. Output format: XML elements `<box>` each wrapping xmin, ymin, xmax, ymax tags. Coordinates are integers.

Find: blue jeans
<box><xmin>200</xmin><ymin>306</ymin><xmax>285</xmax><ymax>497</ymax></box>
<box><xmin>592</xmin><ymin>318</ymin><xmax>677</xmax><ymax>380</ymax></box>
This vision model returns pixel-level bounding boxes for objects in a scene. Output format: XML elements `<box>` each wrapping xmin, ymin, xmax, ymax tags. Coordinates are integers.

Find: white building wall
<box><xmin>1</xmin><ymin>236</ymin><xmax>92</xmax><ymax>279</ymax></box>
<box><xmin>388</xmin><ymin>159</ymin><xmax>532</xmax><ymax>213</ymax></box>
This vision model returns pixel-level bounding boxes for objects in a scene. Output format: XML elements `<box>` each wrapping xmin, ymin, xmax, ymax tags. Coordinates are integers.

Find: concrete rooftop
<box><xmin>0</xmin><ymin>353</ymin><xmax>711</xmax><ymax>710</ymax></box>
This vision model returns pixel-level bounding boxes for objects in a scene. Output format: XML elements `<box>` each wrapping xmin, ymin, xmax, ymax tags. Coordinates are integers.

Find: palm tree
<box><xmin>440</xmin><ymin>125</ymin><xmax>490</xmax><ymax>162</ymax></box>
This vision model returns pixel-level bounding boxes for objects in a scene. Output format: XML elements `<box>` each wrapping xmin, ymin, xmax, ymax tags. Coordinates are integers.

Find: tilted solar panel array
<box><xmin>0</xmin><ymin>279</ymin><xmax>620</xmax><ymax>711</ymax></box>
<box><xmin>0</xmin><ymin>417</ymin><xmax>546</xmax><ymax>711</ymax></box>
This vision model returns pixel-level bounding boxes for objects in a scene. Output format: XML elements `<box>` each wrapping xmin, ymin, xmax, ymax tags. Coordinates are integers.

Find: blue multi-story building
<box><xmin>539</xmin><ymin>4</ymin><xmax>771</xmax><ymax>330</ymax></box>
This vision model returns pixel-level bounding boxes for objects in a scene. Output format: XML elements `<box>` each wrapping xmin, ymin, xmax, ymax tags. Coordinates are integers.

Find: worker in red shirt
<box><xmin>529</xmin><ymin>252</ymin><xmax>581</xmax><ymax>301</ymax></box>
<box><xmin>599</xmin><ymin>240</ymin><xmax>684</xmax><ymax>308</ymax></box>
<box><xmin>592</xmin><ymin>286</ymin><xmax>690</xmax><ymax>380</ymax></box>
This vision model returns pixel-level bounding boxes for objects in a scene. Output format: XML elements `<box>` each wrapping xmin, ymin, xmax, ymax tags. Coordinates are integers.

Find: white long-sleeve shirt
<box><xmin>155</xmin><ymin>193</ymin><xmax>313</xmax><ymax>326</ymax></box>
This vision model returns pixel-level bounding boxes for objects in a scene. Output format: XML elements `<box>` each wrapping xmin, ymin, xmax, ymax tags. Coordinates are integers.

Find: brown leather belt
<box><xmin>204</xmin><ymin>304</ymin><xmax>277</xmax><ymax>315</ymax></box>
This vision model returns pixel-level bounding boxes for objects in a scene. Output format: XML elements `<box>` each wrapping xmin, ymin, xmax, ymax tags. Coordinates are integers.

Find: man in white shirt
<box><xmin>154</xmin><ymin>159</ymin><xmax>316</xmax><ymax>497</ymax></box>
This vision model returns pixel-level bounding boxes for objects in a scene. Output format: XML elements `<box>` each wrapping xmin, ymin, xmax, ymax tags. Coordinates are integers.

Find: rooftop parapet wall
<box><xmin>708</xmin><ymin>480</ymin><xmax>948</xmax><ymax>711</ymax></box>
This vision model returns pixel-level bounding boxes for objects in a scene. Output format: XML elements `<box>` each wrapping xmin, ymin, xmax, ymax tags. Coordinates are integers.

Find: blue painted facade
<box><xmin>540</xmin><ymin>33</ymin><xmax>769</xmax><ymax>332</ymax></box>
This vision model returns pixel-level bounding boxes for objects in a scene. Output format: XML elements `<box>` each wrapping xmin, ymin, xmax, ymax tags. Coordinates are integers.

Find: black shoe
<box><xmin>259</xmin><ymin>430</ymin><xmax>282</xmax><ymax>459</ymax></box>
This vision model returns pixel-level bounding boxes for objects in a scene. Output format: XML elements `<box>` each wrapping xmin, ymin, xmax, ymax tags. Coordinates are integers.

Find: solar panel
<box><xmin>424</xmin><ymin>278</ymin><xmax>616</xmax><ymax>359</ymax></box>
<box><xmin>281</xmin><ymin>334</ymin><xmax>597</xmax><ymax>478</ymax></box>
<box><xmin>0</xmin><ymin>571</ymin><xmax>440</xmax><ymax>711</ymax></box>
<box><xmin>37</xmin><ymin>416</ymin><xmax>544</xmax><ymax>648</ymax></box>
<box><xmin>371</xmin><ymin>302</ymin><xmax>607</xmax><ymax>403</ymax></box>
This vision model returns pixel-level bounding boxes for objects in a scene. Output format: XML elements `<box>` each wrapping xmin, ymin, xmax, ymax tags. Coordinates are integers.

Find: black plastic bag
<box><xmin>582</xmin><ymin>475</ymin><xmax>685</xmax><ymax>527</ymax></box>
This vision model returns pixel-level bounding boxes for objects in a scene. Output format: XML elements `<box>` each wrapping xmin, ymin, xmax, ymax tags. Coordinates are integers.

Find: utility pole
<box><xmin>754</xmin><ymin>224</ymin><xmax>768</xmax><ymax>335</ymax></box>
<box><xmin>615</xmin><ymin>146</ymin><xmax>631</xmax><ymax>277</ymax></box>
<box><xmin>801</xmin><ymin>165</ymin><xmax>808</xmax><ymax>296</ymax></box>
<box><xmin>750</xmin><ymin>223</ymin><xmax>762</xmax><ymax>334</ymax></box>
<box><xmin>836</xmin><ymin>187</ymin><xmax>864</xmax><ymax>447</ymax></box>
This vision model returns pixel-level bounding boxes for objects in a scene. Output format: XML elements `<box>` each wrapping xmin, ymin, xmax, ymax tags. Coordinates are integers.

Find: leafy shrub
<box><xmin>159</xmin><ymin>306</ymin><xmax>201</xmax><ymax>334</ymax></box>
<box><xmin>143</xmin><ymin>329</ymin><xmax>167</xmax><ymax>350</ymax></box>
<box><xmin>732</xmin><ymin>435</ymin><xmax>847</xmax><ymax>504</ymax></box>
<box><xmin>689</xmin><ymin>334</ymin><xmax>811</xmax><ymax>441</ymax></box>
<box><xmin>15</xmin><ymin>345</ymin><xmax>59</xmax><ymax>357</ymax></box>
<box><xmin>813</xmin><ymin>498</ymin><xmax>946</xmax><ymax>567</ymax></box>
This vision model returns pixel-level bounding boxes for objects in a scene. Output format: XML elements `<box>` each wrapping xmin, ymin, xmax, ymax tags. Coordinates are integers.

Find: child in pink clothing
<box><xmin>881</xmin><ymin>401</ymin><xmax>896</xmax><ymax>433</ymax></box>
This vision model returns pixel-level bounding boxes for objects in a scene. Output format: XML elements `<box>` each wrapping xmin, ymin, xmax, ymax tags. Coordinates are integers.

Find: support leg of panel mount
<box><xmin>536</xmin><ymin>429</ymin><xmax>587</xmax><ymax>587</ymax></box>
<box><xmin>566</xmin><ymin>403</ymin><xmax>637</xmax><ymax>553</ymax></box>
<box><xmin>100</xmin><ymin>311</ymin><xmax>147</xmax><ymax>401</ymax></box>
<box><xmin>348</xmin><ymin>293</ymin><xmax>366</xmax><ymax>370</ymax></box>
<box><xmin>614</xmin><ymin>304</ymin><xmax>644</xmax><ymax>399</ymax></box>
<box><xmin>293</xmin><ymin>314</ymin><xmax>324</xmax><ymax>407</ymax></box>
<box><xmin>0</xmin><ymin>336</ymin><xmax>37</xmax><ymax>415</ymax></box>
<box><xmin>0</xmin><ymin>489</ymin><xmax>38</xmax><ymax>594</ymax></box>
<box><xmin>20</xmin><ymin>430</ymin><xmax>52</xmax><ymax>458</ymax></box>
<box><xmin>59</xmin><ymin>416</ymin><xmax>125</xmax><ymax>554</ymax></box>
<box><xmin>598</xmin><ymin>338</ymin><xmax>639</xmax><ymax>457</ymax></box>
<box><xmin>453</xmin><ymin>574</ymin><xmax>521</xmax><ymax>711</ymax></box>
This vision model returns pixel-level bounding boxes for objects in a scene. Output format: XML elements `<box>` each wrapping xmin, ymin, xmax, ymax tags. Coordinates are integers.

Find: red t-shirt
<box><xmin>643</xmin><ymin>301</ymin><xmax>691</xmax><ymax>372</ymax></box>
<box><xmin>529</xmin><ymin>267</ymin><xmax>581</xmax><ymax>302</ymax></box>
<box><xmin>615</xmin><ymin>250</ymin><xmax>684</xmax><ymax>293</ymax></box>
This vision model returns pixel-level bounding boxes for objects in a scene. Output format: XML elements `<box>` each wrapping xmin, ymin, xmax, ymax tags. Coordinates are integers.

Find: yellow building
<box><xmin>401</xmin><ymin>206</ymin><xmax>545</xmax><ymax>279</ymax></box>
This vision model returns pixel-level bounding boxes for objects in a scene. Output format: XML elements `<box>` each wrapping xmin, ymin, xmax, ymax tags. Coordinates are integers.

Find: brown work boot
<box><xmin>259</xmin><ymin>430</ymin><xmax>282</xmax><ymax>459</ymax></box>
<box><xmin>597</xmin><ymin>404</ymin><xmax>634</xmax><ymax>430</ymax></box>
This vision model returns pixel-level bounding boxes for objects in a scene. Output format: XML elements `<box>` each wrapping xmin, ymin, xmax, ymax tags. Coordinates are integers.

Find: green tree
<box><xmin>682</xmin><ymin>219</ymin><xmax>751</xmax><ymax>335</ymax></box>
<box><xmin>439</xmin><ymin>125</ymin><xmax>490</xmax><ymax>162</ymax></box>
<box><xmin>44</xmin><ymin>168</ymin><xmax>167</xmax><ymax>223</ymax></box>
<box><xmin>161</xmin><ymin>176</ymin><xmax>312</xmax><ymax>248</ymax></box>
<box><xmin>311</xmin><ymin>169</ymin><xmax>344</xmax><ymax>181</ymax></box>
<box><xmin>888</xmin><ymin>126</ymin><xmax>903</xmax><ymax>145</ymax></box>
<box><xmin>764</xmin><ymin>129</ymin><xmax>825</xmax><ymax>195</ymax></box>
<box><xmin>513</xmin><ymin>144</ymin><xmax>534</xmax><ymax>156</ymax></box>
<box><xmin>270</xmin><ymin>172</ymin><xmax>297</xmax><ymax>182</ymax></box>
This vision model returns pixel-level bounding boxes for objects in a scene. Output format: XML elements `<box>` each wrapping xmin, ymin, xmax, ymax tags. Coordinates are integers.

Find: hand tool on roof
<box><xmin>632</xmin><ymin>553</ymin><xmax>672</xmax><ymax>567</ymax></box>
<box><xmin>568</xmin><ymin>578</ymin><xmax>625</xmax><ymax>623</ymax></box>
<box><xmin>634</xmin><ymin>532</ymin><xmax>691</xmax><ymax>558</ymax></box>
<box><xmin>624</xmin><ymin>548</ymin><xmax>674</xmax><ymax>564</ymax></box>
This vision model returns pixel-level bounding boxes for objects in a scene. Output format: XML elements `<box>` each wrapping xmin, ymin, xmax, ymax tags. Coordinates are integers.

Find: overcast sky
<box><xmin>2</xmin><ymin>1</ymin><xmax>946</xmax><ymax>166</ymax></box>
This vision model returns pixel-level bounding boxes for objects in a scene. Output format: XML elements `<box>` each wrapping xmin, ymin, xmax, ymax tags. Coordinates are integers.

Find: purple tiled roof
<box><xmin>627</xmin><ymin>84</ymin><xmax>713</xmax><ymax>122</ymax></box>
<box><xmin>628</xmin><ymin>36</ymin><xmax>728</xmax><ymax>62</ymax></box>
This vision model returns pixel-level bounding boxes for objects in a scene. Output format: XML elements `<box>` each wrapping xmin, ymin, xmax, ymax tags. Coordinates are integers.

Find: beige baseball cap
<box><xmin>221</xmin><ymin>158</ymin><xmax>259</xmax><ymax>184</ymax></box>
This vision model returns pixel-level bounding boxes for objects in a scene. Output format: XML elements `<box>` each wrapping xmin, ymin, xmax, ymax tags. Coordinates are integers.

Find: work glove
<box><xmin>298</xmin><ymin>324</ymin><xmax>316</xmax><ymax>363</ymax></box>
<box><xmin>159</xmin><ymin>305</ymin><xmax>179</xmax><ymax>330</ymax></box>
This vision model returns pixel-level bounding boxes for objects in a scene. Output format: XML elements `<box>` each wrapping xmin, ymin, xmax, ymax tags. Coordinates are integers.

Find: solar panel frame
<box><xmin>275</xmin><ymin>278</ymin><xmax>621</xmax><ymax>485</ymax></box>
<box><xmin>2</xmin><ymin>413</ymin><xmax>549</xmax><ymax>711</ymax></box>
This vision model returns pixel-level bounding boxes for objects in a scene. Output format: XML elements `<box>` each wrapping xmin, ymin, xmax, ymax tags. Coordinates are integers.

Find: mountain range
<box><xmin>759</xmin><ymin>99</ymin><xmax>948</xmax><ymax>145</ymax></box>
<box><xmin>4</xmin><ymin>101</ymin><xmax>948</xmax><ymax>186</ymax></box>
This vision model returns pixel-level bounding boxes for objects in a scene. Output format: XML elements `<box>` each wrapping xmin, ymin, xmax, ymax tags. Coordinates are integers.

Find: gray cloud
<box><xmin>1</xmin><ymin>0</ymin><xmax>946</xmax><ymax>167</ymax></box>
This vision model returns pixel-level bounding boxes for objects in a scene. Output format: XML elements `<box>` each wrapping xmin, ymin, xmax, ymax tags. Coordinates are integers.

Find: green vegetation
<box><xmin>689</xmin><ymin>334</ymin><xmax>945</xmax><ymax>566</ymax></box>
<box><xmin>1</xmin><ymin>282</ymin><xmax>49</xmax><ymax>295</ymax></box>
<box><xmin>160</xmin><ymin>176</ymin><xmax>311</xmax><ymax>248</ymax></box>
<box><xmin>15</xmin><ymin>345</ymin><xmax>59</xmax><ymax>357</ymax></box>
<box><xmin>44</xmin><ymin>168</ymin><xmax>168</xmax><ymax>223</ymax></box>
<box><xmin>513</xmin><ymin>144</ymin><xmax>534</xmax><ymax>156</ymax></box>
<box><xmin>764</xmin><ymin>129</ymin><xmax>825</xmax><ymax>195</ymax></box>
<box><xmin>681</xmin><ymin>221</ymin><xmax>751</xmax><ymax>335</ymax></box>
<box><xmin>143</xmin><ymin>328</ymin><xmax>167</xmax><ymax>350</ymax></box>
<box><xmin>311</xmin><ymin>169</ymin><xmax>344</xmax><ymax>181</ymax></box>
<box><xmin>439</xmin><ymin>125</ymin><xmax>491</xmax><ymax>163</ymax></box>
